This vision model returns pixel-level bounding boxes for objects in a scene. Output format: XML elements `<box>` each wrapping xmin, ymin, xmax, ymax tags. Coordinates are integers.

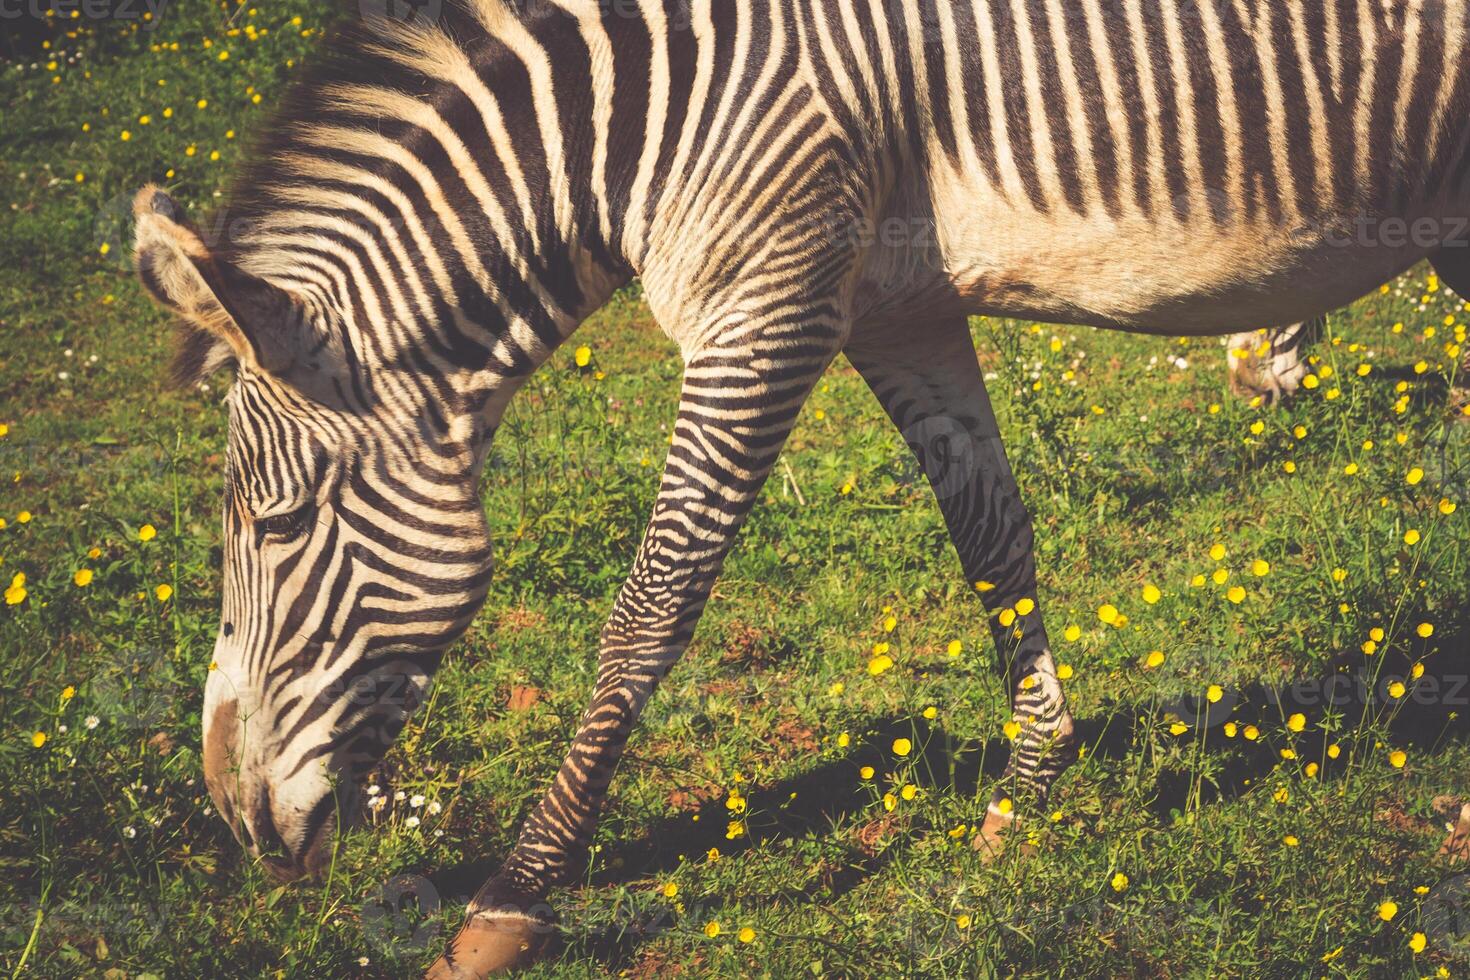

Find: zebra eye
<box><xmin>257</xmin><ymin>507</ymin><xmax>311</xmax><ymax>540</ymax></box>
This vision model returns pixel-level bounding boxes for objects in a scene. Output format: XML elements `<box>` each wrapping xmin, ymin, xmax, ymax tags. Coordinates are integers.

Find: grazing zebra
<box><xmin>129</xmin><ymin>0</ymin><xmax>1470</xmax><ymax>974</ymax></box>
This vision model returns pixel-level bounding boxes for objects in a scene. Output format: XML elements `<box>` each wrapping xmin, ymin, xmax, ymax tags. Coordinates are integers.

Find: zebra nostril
<box><xmin>253</xmin><ymin>786</ymin><xmax>287</xmax><ymax>857</ymax></box>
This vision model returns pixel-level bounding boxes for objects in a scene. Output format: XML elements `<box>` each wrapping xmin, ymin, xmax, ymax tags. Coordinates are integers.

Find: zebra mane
<box><xmin>171</xmin><ymin>0</ymin><xmax>520</xmax><ymax>387</ymax></box>
<box><xmin>221</xmin><ymin>0</ymin><xmax>516</xmax><ymax>237</ymax></box>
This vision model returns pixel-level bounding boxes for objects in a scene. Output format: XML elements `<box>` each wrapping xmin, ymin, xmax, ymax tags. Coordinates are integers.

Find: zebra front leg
<box><xmin>847</xmin><ymin>319</ymin><xmax>1075</xmax><ymax>859</ymax></box>
<box><xmin>428</xmin><ymin>325</ymin><xmax>843</xmax><ymax>978</ymax></box>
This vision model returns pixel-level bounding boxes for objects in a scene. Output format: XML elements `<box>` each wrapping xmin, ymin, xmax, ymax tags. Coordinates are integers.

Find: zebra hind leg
<box><xmin>846</xmin><ymin>318</ymin><xmax>1076</xmax><ymax>861</ymax></box>
<box><xmin>427</xmin><ymin>313</ymin><xmax>847</xmax><ymax>979</ymax></box>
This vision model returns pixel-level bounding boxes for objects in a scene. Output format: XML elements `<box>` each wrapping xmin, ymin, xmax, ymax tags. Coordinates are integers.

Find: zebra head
<box><xmin>132</xmin><ymin>188</ymin><xmax>495</xmax><ymax>879</ymax></box>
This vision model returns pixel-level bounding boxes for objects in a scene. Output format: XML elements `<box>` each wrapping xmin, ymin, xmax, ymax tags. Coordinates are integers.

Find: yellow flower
<box><xmin>1014</xmin><ymin>597</ymin><xmax>1035</xmax><ymax>615</ymax></box>
<box><xmin>738</xmin><ymin>926</ymin><xmax>755</xmax><ymax>943</ymax></box>
<box><xmin>1404</xmin><ymin>529</ymin><xmax>1421</xmax><ymax>545</ymax></box>
<box><xmin>1243</xmin><ymin>725</ymin><xmax>1259</xmax><ymax>741</ymax></box>
<box><xmin>1304</xmin><ymin>762</ymin><xmax>1319</xmax><ymax>778</ymax></box>
<box><xmin>662</xmin><ymin>882</ymin><xmax>677</xmax><ymax>898</ymax></box>
<box><xmin>1407</xmin><ymin>467</ymin><xmax>1425</xmax><ymax>485</ymax></box>
<box><xmin>61</xmin><ymin>686</ymin><xmax>74</xmax><ymax>700</ymax></box>
<box><xmin>1331</xmin><ymin>567</ymin><xmax>1347</xmax><ymax>583</ymax></box>
<box><xmin>882</xmin><ymin>792</ymin><xmax>897</xmax><ymax>811</ymax></box>
<box><xmin>954</xmin><ymin>914</ymin><xmax>971</xmax><ymax>929</ymax></box>
<box><xmin>974</xmin><ymin>580</ymin><xmax>995</xmax><ymax>593</ymax></box>
<box><xmin>1441</xmin><ymin>498</ymin><xmax>1458</xmax><ymax>515</ymax></box>
<box><xmin>1003</xmin><ymin>720</ymin><xmax>1021</xmax><ymax>741</ymax></box>
<box><xmin>1293</xmin><ymin>425</ymin><xmax>1307</xmax><ymax>439</ymax></box>
<box><xmin>859</xmin><ymin>766</ymin><xmax>874</xmax><ymax>780</ymax></box>
<box><xmin>1251</xmin><ymin>559</ymin><xmax>1270</xmax><ymax>576</ymax></box>
<box><xmin>1410</xmin><ymin>932</ymin><xmax>1427</xmax><ymax>954</ymax></box>
<box><xmin>1388</xmin><ymin>681</ymin><xmax>1405</xmax><ymax>699</ymax></box>
<box><xmin>155</xmin><ymin>584</ymin><xmax>173</xmax><ymax>602</ymax></box>
<box><xmin>1110</xmin><ymin>872</ymin><xmax>1128</xmax><ymax>892</ymax></box>
<box><xmin>1327</xmin><ymin>743</ymin><xmax>1341</xmax><ymax>759</ymax></box>
<box><xmin>1224</xmin><ymin>722</ymin><xmax>1238</xmax><ymax>738</ymax></box>
<box><xmin>836</xmin><ymin>732</ymin><xmax>849</xmax><ymax>747</ymax></box>
<box><xmin>1209</xmin><ymin>543</ymin><xmax>1226</xmax><ymax>561</ymax></box>
<box><xmin>1063</xmin><ymin>624</ymin><xmax>1081</xmax><ymax>642</ymax></box>
<box><xmin>1212</xmin><ymin>568</ymin><xmax>1229</xmax><ymax>585</ymax></box>
<box><xmin>900</xmin><ymin>783</ymin><xmax>917</xmax><ymax>800</ymax></box>
<box><xmin>1283</xmin><ymin>834</ymin><xmax>1299</xmax><ymax>846</ymax></box>
<box><xmin>1417</xmin><ymin>622</ymin><xmax>1434</xmax><ymax>638</ymax></box>
<box><xmin>31</xmin><ymin>731</ymin><xmax>46</xmax><ymax>748</ymax></box>
<box><xmin>1145</xmin><ymin>650</ymin><xmax>1165</xmax><ymax>669</ymax></box>
<box><xmin>1280</xmin><ymin>748</ymin><xmax>1296</xmax><ymax>760</ymax></box>
<box><xmin>867</xmin><ymin>654</ymin><xmax>893</xmax><ymax>677</ymax></box>
<box><xmin>73</xmin><ymin>568</ymin><xmax>93</xmax><ymax>587</ymax></box>
<box><xmin>87</xmin><ymin>547</ymin><xmax>101</xmax><ymax>559</ymax></box>
<box><xmin>138</xmin><ymin>524</ymin><xmax>157</xmax><ymax>542</ymax></box>
<box><xmin>1057</xmin><ymin>664</ymin><xmax>1073</xmax><ymax>680</ymax></box>
<box><xmin>573</xmin><ymin>345</ymin><xmax>591</xmax><ymax>367</ymax></box>
<box><xmin>1388</xmin><ymin>749</ymin><xmax>1406</xmax><ymax>768</ymax></box>
<box><xmin>1286</xmin><ymin>713</ymin><xmax>1305</xmax><ymax>733</ymax></box>
<box><xmin>1273</xmin><ymin>787</ymin><xmax>1289</xmax><ymax>804</ymax></box>
<box><xmin>946</xmin><ymin>639</ymin><xmax>962</xmax><ymax>657</ymax></box>
<box><xmin>1169</xmin><ymin>722</ymin><xmax>1188</xmax><ymax>736</ymax></box>
<box><xmin>1226</xmin><ymin>586</ymin><xmax>1246</xmax><ymax>604</ymax></box>
<box><xmin>1282</xmin><ymin>460</ymin><xmax>1296</xmax><ymax>474</ymax></box>
<box><xmin>1378</xmin><ymin>901</ymin><xmax>1398</xmax><ymax>922</ymax></box>
<box><xmin>4</xmin><ymin>582</ymin><xmax>26</xmax><ymax>605</ymax></box>
<box><xmin>891</xmin><ymin>737</ymin><xmax>912</xmax><ymax>757</ymax></box>
<box><xmin>1343</xmin><ymin>462</ymin><xmax>1359</xmax><ymax>476</ymax></box>
<box><xmin>704</xmin><ymin>921</ymin><xmax>720</xmax><ymax>938</ymax></box>
<box><xmin>1206</xmin><ymin>685</ymin><xmax>1223</xmax><ymax>703</ymax></box>
<box><xmin>17</xmin><ymin>511</ymin><xmax>31</xmax><ymax>524</ymax></box>
<box><xmin>1097</xmin><ymin>603</ymin><xmax>1119</xmax><ymax>625</ymax></box>
<box><xmin>1142</xmin><ymin>584</ymin><xmax>1161</xmax><ymax>604</ymax></box>
<box><xmin>998</xmin><ymin>608</ymin><xmax>1016</xmax><ymax>628</ymax></box>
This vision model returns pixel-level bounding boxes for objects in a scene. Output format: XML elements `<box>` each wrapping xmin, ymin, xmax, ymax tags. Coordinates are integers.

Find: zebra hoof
<box><xmin>425</xmin><ymin>911</ymin><xmax>551</xmax><ymax>979</ymax></box>
<box><xmin>970</xmin><ymin>810</ymin><xmax>1037</xmax><ymax>862</ymax></box>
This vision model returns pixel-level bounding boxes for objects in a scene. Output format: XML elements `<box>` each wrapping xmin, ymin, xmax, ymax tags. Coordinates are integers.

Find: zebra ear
<box><xmin>132</xmin><ymin>186</ymin><xmax>306</xmax><ymax>386</ymax></box>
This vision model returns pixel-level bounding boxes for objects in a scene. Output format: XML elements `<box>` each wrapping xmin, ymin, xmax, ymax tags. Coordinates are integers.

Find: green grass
<box><xmin>3</xmin><ymin>4</ymin><xmax>1470</xmax><ymax>977</ymax></box>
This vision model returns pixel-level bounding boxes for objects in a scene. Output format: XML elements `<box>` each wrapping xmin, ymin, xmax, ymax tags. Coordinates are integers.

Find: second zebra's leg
<box><xmin>846</xmin><ymin>318</ymin><xmax>1075</xmax><ymax>857</ymax></box>
<box><xmin>1225</xmin><ymin>316</ymin><xmax>1327</xmax><ymax>404</ymax></box>
<box><xmin>428</xmin><ymin>313</ymin><xmax>846</xmax><ymax>979</ymax></box>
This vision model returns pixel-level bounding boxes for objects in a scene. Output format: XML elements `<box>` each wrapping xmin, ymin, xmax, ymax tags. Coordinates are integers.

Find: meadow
<box><xmin>2</xmin><ymin>3</ymin><xmax>1469</xmax><ymax>977</ymax></box>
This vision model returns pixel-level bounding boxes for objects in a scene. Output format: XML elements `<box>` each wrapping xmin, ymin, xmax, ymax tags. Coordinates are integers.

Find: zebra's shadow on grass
<box><xmin>426</xmin><ymin>607</ymin><xmax>1469</xmax><ymax>971</ymax></box>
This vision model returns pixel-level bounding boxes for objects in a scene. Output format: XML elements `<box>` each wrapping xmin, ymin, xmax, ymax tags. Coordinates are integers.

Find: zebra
<box><xmin>127</xmin><ymin>0</ymin><xmax>1470</xmax><ymax>974</ymax></box>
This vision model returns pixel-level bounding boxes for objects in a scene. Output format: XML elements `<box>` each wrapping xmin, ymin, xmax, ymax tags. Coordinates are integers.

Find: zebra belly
<box><xmin>856</xmin><ymin>189</ymin><xmax>1442</xmax><ymax>336</ymax></box>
